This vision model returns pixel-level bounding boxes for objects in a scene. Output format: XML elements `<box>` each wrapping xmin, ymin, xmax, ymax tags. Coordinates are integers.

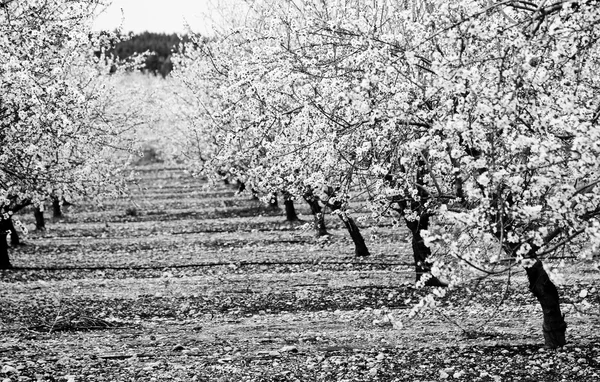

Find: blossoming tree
<box><xmin>174</xmin><ymin>0</ymin><xmax>600</xmax><ymax>347</ymax></box>
<box><xmin>0</xmin><ymin>0</ymin><xmax>136</xmax><ymax>269</ymax></box>
<box><xmin>173</xmin><ymin>20</ymin><xmax>377</xmax><ymax>255</ymax></box>
<box><xmin>410</xmin><ymin>0</ymin><xmax>600</xmax><ymax>348</ymax></box>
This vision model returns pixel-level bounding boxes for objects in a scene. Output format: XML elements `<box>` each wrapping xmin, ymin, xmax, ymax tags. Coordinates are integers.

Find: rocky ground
<box><xmin>1</xmin><ymin>166</ymin><xmax>599</xmax><ymax>381</ymax></box>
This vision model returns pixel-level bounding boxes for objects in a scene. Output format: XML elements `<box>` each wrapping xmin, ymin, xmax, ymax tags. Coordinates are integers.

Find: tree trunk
<box><xmin>52</xmin><ymin>197</ymin><xmax>62</xmax><ymax>219</ymax></box>
<box><xmin>217</xmin><ymin>171</ymin><xmax>230</xmax><ymax>185</ymax></box>
<box><xmin>34</xmin><ymin>207</ymin><xmax>45</xmax><ymax>231</ymax></box>
<box><xmin>324</xmin><ymin>194</ymin><xmax>371</xmax><ymax>256</ymax></box>
<box><xmin>283</xmin><ymin>192</ymin><xmax>299</xmax><ymax>222</ymax></box>
<box><xmin>525</xmin><ymin>259</ymin><xmax>567</xmax><ymax>348</ymax></box>
<box><xmin>0</xmin><ymin>220</ymin><xmax>13</xmax><ymax>269</ymax></box>
<box><xmin>237</xmin><ymin>180</ymin><xmax>246</xmax><ymax>193</ymax></box>
<box><xmin>304</xmin><ymin>193</ymin><xmax>328</xmax><ymax>237</ymax></box>
<box><xmin>6</xmin><ymin>218</ymin><xmax>20</xmax><ymax>246</ymax></box>
<box><xmin>268</xmin><ymin>193</ymin><xmax>279</xmax><ymax>210</ymax></box>
<box><xmin>404</xmin><ymin>215</ymin><xmax>446</xmax><ymax>287</ymax></box>
<box><xmin>339</xmin><ymin>215</ymin><xmax>370</xmax><ymax>257</ymax></box>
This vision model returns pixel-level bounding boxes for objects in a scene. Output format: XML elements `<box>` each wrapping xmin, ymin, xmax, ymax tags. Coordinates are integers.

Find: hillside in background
<box><xmin>109</xmin><ymin>32</ymin><xmax>190</xmax><ymax>78</ymax></box>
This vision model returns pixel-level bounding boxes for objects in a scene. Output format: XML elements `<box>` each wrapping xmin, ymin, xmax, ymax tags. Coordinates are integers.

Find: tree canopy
<box><xmin>173</xmin><ymin>0</ymin><xmax>600</xmax><ymax>348</ymax></box>
<box><xmin>0</xmin><ymin>0</ymin><xmax>146</xmax><ymax>270</ymax></box>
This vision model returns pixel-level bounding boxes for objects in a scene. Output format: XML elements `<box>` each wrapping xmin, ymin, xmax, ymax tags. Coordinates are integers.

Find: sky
<box><xmin>92</xmin><ymin>0</ymin><xmax>233</xmax><ymax>35</ymax></box>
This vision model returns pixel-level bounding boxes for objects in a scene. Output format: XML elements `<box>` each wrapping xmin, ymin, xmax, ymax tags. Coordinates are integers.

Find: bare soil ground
<box><xmin>1</xmin><ymin>166</ymin><xmax>600</xmax><ymax>381</ymax></box>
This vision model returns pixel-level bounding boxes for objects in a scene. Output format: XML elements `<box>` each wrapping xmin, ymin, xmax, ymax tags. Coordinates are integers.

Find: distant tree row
<box><xmin>109</xmin><ymin>31</ymin><xmax>190</xmax><ymax>78</ymax></box>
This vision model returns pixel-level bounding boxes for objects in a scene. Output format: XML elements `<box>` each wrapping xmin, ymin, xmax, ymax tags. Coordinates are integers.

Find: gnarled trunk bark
<box><xmin>404</xmin><ymin>215</ymin><xmax>446</xmax><ymax>287</ymax></box>
<box><xmin>0</xmin><ymin>234</ymin><xmax>10</xmax><ymax>269</ymax></box>
<box><xmin>283</xmin><ymin>192</ymin><xmax>299</xmax><ymax>222</ymax></box>
<box><xmin>2</xmin><ymin>218</ymin><xmax>21</xmax><ymax>247</ymax></box>
<box><xmin>217</xmin><ymin>170</ymin><xmax>230</xmax><ymax>185</ymax></box>
<box><xmin>304</xmin><ymin>192</ymin><xmax>328</xmax><ymax>237</ymax></box>
<box><xmin>268</xmin><ymin>193</ymin><xmax>279</xmax><ymax>210</ymax></box>
<box><xmin>34</xmin><ymin>207</ymin><xmax>45</xmax><ymax>231</ymax></box>
<box><xmin>340</xmin><ymin>215</ymin><xmax>370</xmax><ymax>257</ymax></box>
<box><xmin>489</xmin><ymin>191</ymin><xmax>568</xmax><ymax>348</ymax></box>
<box><xmin>52</xmin><ymin>197</ymin><xmax>62</xmax><ymax>219</ymax></box>
<box><xmin>322</xmin><ymin>189</ymin><xmax>371</xmax><ymax>257</ymax></box>
<box><xmin>237</xmin><ymin>180</ymin><xmax>246</xmax><ymax>193</ymax></box>
<box><xmin>325</xmin><ymin>200</ymin><xmax>370</xmax><ymax>256</ymax></box>
<box><xmin>525</xmin><ymin>259</ymin><xmax>567</xmax><ymax>348</ymax></box>
<box><xmin>0</xmin><ymin>219</ymin><xmax>13</xmax><ymax>269</ymax></box>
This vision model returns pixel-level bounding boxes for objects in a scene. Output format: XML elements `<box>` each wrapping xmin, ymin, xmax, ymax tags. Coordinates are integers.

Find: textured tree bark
<box><xmin>0</xmin><ymin>235</ymin><xmax>11</xmax><ymax>269</ymax></box>
<box><xmin>304</xmin><ymin>192</ymin><xmax>328</xmax><ymax>237</ymax></box>
<box><xmin>0</xmin><ymin>220</ymin><xmax>12</xmax><ymax>269</ymax></box>
<box><xmin>324</xmin><ymin>194</ymin><xmax>371</xmax><ymax>257</ymax></box>
<box><xmin>340</xmin><ymin>215</ymin><xmax>370</xmax><ymax>257</ymax></box>
<box><xmin>217</xmin><ymin>170</ymin><xmax>230</xmax><ymax>185</ymax></box>
<box><xmin>52</xmin><ymin>197</ymin><xmax>62</xmax><ymax>219</ymax></box>
<box><xmin>525</xmin><ymin>259</ymin><xmax>567</xmax><ymax>348</ymax></box>
<box><xmin>6</xmin><ymin>218</ymin><xmax>20</xmax><ymax>246</ymax></box>
<box><xmin>404</xmin><ymin>215</ymin><xmax>446</xmax><ymax>287</ymax></box>
<box><xmin>34</xmin><ymin>207</ymin><xmax>45</xmax><ymax>231</ymax></box>
<box><xmin>1</xmin><ymin>201</ymin><xmax>30</xmax><ymax>248</ymax></box>
<box><xmin>237</xmin><ymin>180</ymin><xmax>246</xmax><ymax>193</ymax></box>
<box><xmin>268</xmin><ymin>193</ymin><xmax>279</xmax><ymax>210</ymax></box>
<box><xmin>283</xmin><ymin>192</ymin><xmax>299</xmax><ymax>222</ymax></box>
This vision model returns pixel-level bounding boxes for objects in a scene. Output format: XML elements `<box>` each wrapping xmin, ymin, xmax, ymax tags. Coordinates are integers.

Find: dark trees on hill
<box><xmin>108</xmin><ymin>32</ymin><xmax>190</xmax><ymax>78</ymax></box>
